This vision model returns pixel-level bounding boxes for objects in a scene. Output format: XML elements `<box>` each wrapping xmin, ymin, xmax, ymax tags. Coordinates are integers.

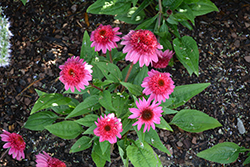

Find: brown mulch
<box><xmin>0</xmin><ymin>0</ymin><xmax>250</xmax><ymax>166</ymax></box>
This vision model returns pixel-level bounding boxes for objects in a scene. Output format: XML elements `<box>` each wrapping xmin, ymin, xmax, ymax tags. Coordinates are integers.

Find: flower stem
<box><xmin>90</xmin><ymin>83</ymin><xmax>103</xmax><ymax>92</ymax></box>
<box><xmin>0</xmin><ymin>148</ymin><xmax>9</xmax><ymax>161</ymax></box>
<box><xmin>108</xmin><ymin>50</ymin><xmax>113</xmax><ymax>63</ymax></box>
<box><xmin>124</xmin><ymin>63</ymin><xmax>134</xmax><ymax>82</ymax></box>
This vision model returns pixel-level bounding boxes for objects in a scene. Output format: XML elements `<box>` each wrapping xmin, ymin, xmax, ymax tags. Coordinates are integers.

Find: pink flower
<box><xmin>121</xmin><ymin>29</ymin><xmax>163</xmax><ymax>67</ymax></box>
<box><xmin>94</xmin><ymin>113</ymin><xmax>123</xmax><ymax>144</ymax></box>
<box><xmin>152</xmin><ymin>50</ymin><xmax>174</xmax><ymax>68</ymax></box>
<box><xmin>0</xmin><ymin>130</ymin><xmax>25</xmax><ymax>160</ymax></box>
<box><xmin>128</xmin><ymin>97</ymin><xmax>163</xmax><ymax>132</ymax></box>
<box><xmin>90</xmin><ymin>24</ymin><xmax>122</xmax><ymax>53</ymax></box>
<box><xmin>59</xmin><ymin>56</ymin><xmax>92</xmax><ymax>92</ymax></box>
<box><xmin>35</xmin><ymin>151</ymin><xmax>66</xmax><ymax>167</ymax></box>
<box><xmin>141</xmin><ymin>69</ymin><xmax>175</xmax><ymax>102</ymax></box>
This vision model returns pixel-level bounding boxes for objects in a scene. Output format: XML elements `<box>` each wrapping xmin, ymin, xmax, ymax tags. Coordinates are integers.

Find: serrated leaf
<box><xmin>99</xmin><ymin>90</ymin><xmax>117</xmax><ymax>111</ymax></box>
<box><xmin>156</xmin><ymin>117</ymin><xmax>173</xmax><ymax>131</ymax></box>
<box><xmin>66</xmin><ymin>95</ymin><xmax>99</xmax><ymax>118</ymax></box>
<box><xmin>87</xmin><ymin>0</ymin><xmax>131</xmax><ymax>15</ymax></box>
<box><xmin>170</xmin><ymin>109</ymin><xmax>222</xmax><ymax>132</ymax></box>
<box><xmin>31</xmin><ymin>93</ymin><xmax>71</xmax><ymax>115</ymax></box>
<box><xmin>70</xmin><ymin>136</ymin><xmax>92</xmax><ymax>153</ymax></box>
<box><xmin>197</xmin><ymin>142</ymin><xmax>241</xmax><ymax>164</ymax></box>
<box><xmin>24</xmin><ymin>111</ymin><xmax>59</xmax><ymax>131</ymax></box>
<box><xmin>74</xmin><ymin>114</ymin><xmax>99</xmax><ymax>127</ymax></box>
<box><xmin>169</xmin><ymin>83</ymin><xmax>210</xmax><ymax>109</ymax></box>
<box><xmin>188</xmin><ymin>0</ymin><xmax>219</xmax><ymax>17</ymax></box>
<box><xmin>173</xmin><ymin>36</ymin><xmax>199</xmax><ymax>76</ymax></box>
<box><xmin>45</xmin><ymin>121</ymin><xmax>84</xmax><ymax>139</ymax></box>
<box><xmin>145</xmin><ymin>129</ymin><xmax>171</xmax><ymax>155</ymax></box>
<box><xmin>127</xmin><ymin>141</ymin><xmax>162</xmax><ymax>167</ymax></box>
<box><xmin>120</xmin><ymin>81</ymin><xmax>143</xmax><ymax>96</ymax></box>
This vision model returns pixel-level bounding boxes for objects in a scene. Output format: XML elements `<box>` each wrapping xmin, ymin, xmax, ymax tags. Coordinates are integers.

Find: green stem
<box><xmin>108</xmin><ymin>50</ymin><xmax>113</xmax><ymax>63</ymax></box>
<box><xmin>157</xmin><ymin>0</ymin><xmax>162</xmax><ymax>41</ymax></box>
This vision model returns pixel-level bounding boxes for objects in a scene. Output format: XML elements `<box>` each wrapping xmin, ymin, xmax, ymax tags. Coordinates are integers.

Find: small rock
<box><xmin>231</xmin><ymin>32</ymin><xmax>237</xmax><ymax>38</ymax></box>
<box><xmin>237</xmin><ymin>118</ymin><xmax>246</xmax><ymax>134</ymax></box>
<box><xmin>177</xmin><ymin>141</ymin><xmax>183</xmax><ymax>147</ymax></box>
<box><xmin>192</xmin><ymin>137</ymin><xmax>197</xmax><ymax>144</ymax></box>
<box><xmin>234</xmin><ymin>40</ymin><xmax>240</xmax><ymax>47</ymax></box>
<box><xmin>24</xmin><ymin>98</ymin><xmax>31</xmax><ymax>106</ymax></box>
<box><xmin>245</xmin><ymin>22</ymin><xmax>250</xmax><ymax>28</ymax></box>
<box><xmin>244</xmin><ymin>56</ymin><xmax>250</xmax><ymax>62</ymax></box>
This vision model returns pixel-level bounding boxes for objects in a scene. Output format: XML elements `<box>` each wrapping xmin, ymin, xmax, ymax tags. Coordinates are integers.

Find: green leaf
<box><xmin>133</xmin><ymin>65</ymin><xmax>148</xmax><ymax>86</ymax></box>
<box><xmin>63</xmin><ymin>86</ymin><xmax>90</xmax><ymax>94</ymax></box>
<box><xmin>155</xmin><ymin>20</ymin><xmax>170</xmax><ymax>38</ymax></box>
<box><xmin>136</xmin><ymin>14</ymin><xmax>158</xmax><ymax>30</ymax></box>
<box><xmin>131</xmin><ymin>0</ymin><xmax>152</xmax><ymax>20</ymax></box>
<box><xmin>122</xmin><ymin>63</ymin><xmax>139</xmax><ymax>82</ymax></box>
<box><xmin>66</xmin><ymin>95</ymin><xmax>99</xmax><ymax>118</ymax></box>
<box><xmin>173</xmin><ymin>36</ymin><xmax>199</xmax><ymax>76</ymax></box>
<box><xmin>120</xmin><ymin>81</ymin><xmax>143</xmax><ymax>96</ymax></box>
<box><xmin>112</xmin><ymin>93</ymin><xmax>129</xmax><ymax>117</ymax></box>
<box><xmin>177</xmin><ymin>3</ymin><xmax>195</xmax><ymax>24</ymax></box>
<box><xmin>197</xmin><ymin>142</ymin><xmax>241</xmax><ymax>164</ymax></box>
<box><xmin>91</xmin><ymin>140</ymin><xmax>111</xmax><ymax>167</ymax></box>
<box><xmin>145</xmin><ymin>129</ymin><xmax>171</xmax><ymax>155</ymax></box>
<box><xmin>99</xmin><ymin>90</ymin><xmax>117</xmax><ymax>111</ymax></box>
<box><xmin>99</xmin><ymin>140</ymin><xmax>110</xmax><ymax>155</ymax></box>
<box><xmin>159</xmin><ymin>38</ymin><xmax>173</xmax><ymax>50</ymax></box>
<box><xmin>117</xmin><ymin>140</ymin><xmax>129</xmax><ymax>167</ymax></box>
<box><xmin>170</xmin><ymin>109</ymin><xmax>222</xmax><ymax>132</ymax></box>
<box><xmin>93</xmin><ymin>79</ymin><xmax>114</xmax><ymax>87</ymax></box>
<box><xmin>74</xmin><ymin>114</ymin><xmax>99</xmax><ymax>127</ymax></box>
<box><xmin>35</xmin><ymin>89</ymin><xmax>46</xmax><ymax>96</ymax></box>
<box><xmin>156</xmin><ymin>117</ymin><xmax>173</xmax><ymax>131</ymax></box>
<box><xmin>188</xmin><ymin>0</ymin><xmax>219</xmax><ymax>17</ymax></box>
<box><xmin>126</xmin><ymin>141</ymin><xmax>162</xmax><ymax>167</ymax></box>
<box><xmin>243</xmin><ymin>154</ymin><xmax>250</xmax><ymax>165</ymax></box>
<box><xmin>45</xmin><ymin>121</ymin><xmax>84</xmax><ymax>139</ymax></box>
<box><xmin>180</xmin><ymin>20</ymin><xmax>193</xmax><ymax>30</ymax></box>
<box><xmin>162</xmin><ymin>0</ymin><xmax>183</xmax><ymax>10</ymax></box>
<box><xmin>21</xmin><ymin>0</ymin><xmax>27</xmax><ymax>5</ymax></box>
<box><xmin>121</xmin><ymin>118</ymin><xmax>133</xmax><ymax>136</ymax></box>
<box><xmin>70</xmin><ymin>136</ymin><xmax>92</xmax><ymax>153</ymax></box>
<box><xmin>83</xmin><ymin>124</ymin><xmax>96</xmax><ymax>135</ymax></box>
<box><xmin>80</xmin><ymin>31</ymin><xmax>98</xmax><ymax>63</ymax></box>
<box><xmin>24</xmin><ymin>111</ymin><xmax>59</xmax><ymax>131</ymax></box>
<box><xmin>93</xmin><ymin>61</ymin><xmax>122</xmax><ymax>83</ymax></box>
<box><xmin>31</xmin><ymin>93</ymin><xmax>71</xmax><ymax>115</ymax></box>
<box><xmin>51</xmin><ymin>98</ymin><xmax>79</xmax><ymax>115</ymax></box>
<box><xmin>133</xmin><ymin>126</ymin><xmax>145</xmax><ymax>142</ymax></box>
<box><xmin>184</xmin><ymin>0</ymin><xmax>199</xmax><ymax>3</ymax></box>
<box><xmin>167</xmin><ymin>23</ymin><xmax>180</xmax><ymax>38</ymax></box>
<box><xmin>87</xmin><ymin>0</ymin><xmax>131</xmax><ymax>15</ymax></box>
<box><xmin>115</xmin><ymin>7</ymin><xmax>146</xmax><ymax>24</ymax></box>
<box><xmin>169</xmin><ymin>83</ymin><xmax>210</xmax><ymax>109</ymax></box>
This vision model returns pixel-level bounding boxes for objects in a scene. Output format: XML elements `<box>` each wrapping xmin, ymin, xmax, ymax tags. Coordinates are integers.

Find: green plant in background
<box><xmin>23</xmin><ymin>29</ymin><xmax>227</xmax><ymax>167</ymax></box>
<box><xmin>0</xmin><ymin>7</ymin><xmax>12</xmax><ymax>67</ymax></box>
<box><xmin>87</xmin><ymin>0</ymin><xmax>219</xmax><ymax>76</ymax></box>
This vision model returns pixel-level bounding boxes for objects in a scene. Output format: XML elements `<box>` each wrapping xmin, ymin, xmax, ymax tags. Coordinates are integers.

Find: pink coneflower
<box><xmin>59</xmin><ymin>56</ymin><xmax>92</xmax><ymax>92</ymax></box>
<box><xmin>35</xmin><ymin>151</ymin><xmax>66</xmax><ymax>167</ymax></box>
<box><xmin>90</xmin><ymin>24</ymin><xmax>122</xmax><ymax>54</ymax></box>
<box><xmin>94</xmin><ymin>113</ymin><xmax>123</xmax><ymax>144</ymax></box>
<box><xmin>141</xmin><ymin>69</ymin><xmax>175</xmax><ymax>102</ymax></box>
<box><xmin>0</xmin><ymin>130</ymin><xmax>25</xmax><ymax>160</ymax></box>
<box><xmin>128</xmin><ymin>97</ymin><xmax>163</xmax><ymax>132</ymax></box>
<box><xmin>121</xmin><ymin>29</ymin><xmax>163</xmax><ymax>67</ymax></box>
<box><xmin>152</xmin><ymin>50</ymin><xmax>174</xmax><ymax>69</ymax></box>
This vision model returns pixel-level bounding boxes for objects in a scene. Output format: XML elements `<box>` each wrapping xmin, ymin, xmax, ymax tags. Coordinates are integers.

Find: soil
<box><xmin>0</xmin><ymin>0</ymin><xmax>250</xmax><ymax>167</ymax></box>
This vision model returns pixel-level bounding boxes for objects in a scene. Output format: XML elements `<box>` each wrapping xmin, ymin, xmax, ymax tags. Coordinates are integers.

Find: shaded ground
<box><xmin>0</xmin><ymin>0</ymin><xmax>250</xmax><ymax>166</ymax></box>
